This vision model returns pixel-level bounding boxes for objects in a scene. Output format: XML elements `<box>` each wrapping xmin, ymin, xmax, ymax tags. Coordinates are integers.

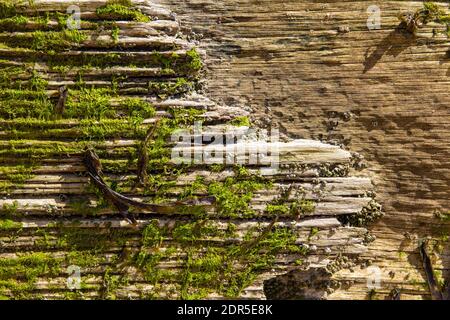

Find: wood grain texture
<box><xmin>156</xmin><ymin>0</ymin><xmax>450</xmax><ymax>299</ymax></box>
<box><xmin>0</xmin><ymin>0</ymin><xmax>383</xmax><ymax>300</ymax></box>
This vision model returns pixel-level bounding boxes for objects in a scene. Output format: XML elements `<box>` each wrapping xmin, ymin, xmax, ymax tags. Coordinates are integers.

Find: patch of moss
<box><xmin>96</xmin><ymin>2</ymin><xmax>151</xmax><ymax>22</ymax></box>
<box><xmin>229</xmin><ymin>116</ymin><xmax>250</xmax><ymax>127</ymax></box>
<box><xmin>0</xmin><ymin>164</ymin><xmax>35</xmax><ymax>188</ymax></box>
<box><xmin>47</xmin><ymin>52</ymin><xmax>122</xmax><ymax>70</ymax></box>
<box><xmin>0</xmin><ymin>201</ymin><xmax>19</xmax><ymax>217</ymax></box>
<box><xmin>0</xmin><ymin>0</ymin><xmax>17</xmax><ymax>19</ymax></box>
<box><xmin>0</xmin><ymin>252</ymin><xmax>62</xmax><ymax>298</ymax></box>
<box><xmin>399</xmin><ymin>2</ymin><xmax>450</xmax><ymax>35</ymax></box>
<box><xmin>0</xmin><ymin>219</ymin><xmax>22</xmax><ymax>230</ymax></box>
<box><xmin>434</xmin><ymin>210</ymin><xmax>450</xmax><ymax>221</ymax></box>
<box><xmin>208</xmin><ymin>175</ymin><xmax>266</xmax><ymax>218</ymax></box>
<box><xmin>130</xmin><ymin>212</ymin><xmax>308</xmax><ymax>299</ymax></box>
<box><xmin>1</xmin><ymin>29</ymin><xmax>88</xmax><ymax>53</ymax></box>
<box><xmin>65</xmin><ymin>88</ymin><xmax>113</xmax><ymax>120</ymax></box>
<box><xmin>148</xmin><ymin>77</ymin><xmax>194</xmax><ymax>98</ymax></box>
<box><xmin>111</xmin><ymin>25</ymin><xmax>120</xmax><ymax>43</ymax></box>
<box><xmin>0</xmin><ymin>14</ymin><xmax>27</xmax><ymax>29</ymax></box>
<box><xmin>266</xmin><ymin>204</ymin><xmax>290</xmax><ymax>216</ymax></box>
<box><xmin>101</xmin><ymin>266</ymin><xmax>129</xmax><ymax>299</ymax></box>
<box><xmin>185</xmin><ymin>48</ymin><xmax>203</xmax><ymax>73</ymax></box>
<box><xmin>178</xmin><ymin>176</ymin><xmax>207</xmax><ymax>200</ymax></box>
<box><xmin>290</xmin><ymin>198</ymin><xmax>316</xmax><ymax>217</ymax></box>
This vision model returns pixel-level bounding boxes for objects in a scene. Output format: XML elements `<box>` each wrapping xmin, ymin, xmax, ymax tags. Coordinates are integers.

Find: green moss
<box><xmin>54</xmin><ymin>12</ymin><xmax>69</xmax><ymax>29</ymax></box>
<box><xmin>101</xmin><ymin>266</ymin><xmax>129</xmax><ymax>299</ymax></box>
<box><xmin>0</xmin><ymin>14</ymin><xmax>27</xmax><ymax>29</ymax></box>
<box><xmin>0</xmin><ymin>1</ymin><xmax>17</xmax><ymax>19</ymax></box>
<box><xmin>180</xmin><ymin>225</ymin><xmax>305</xmax><ymax>299</ymax></box>
<box><xmin>0</xmin><ymin>97</ymin><xmax>53</xmax><ymax>120</ymax></box>
<box><xmin>0</xmin><ymin>12</ymin><xmax>71</xmax><ymax>32</ymax></box>
<box><xmin>96</xmin><ymin>2</ymin><xmax>151</xmax><ymax>22</ymax></box>
<box><xmin>294</xmin><ymin>259</ymin><xmax>303</xmax><ymax>265</ymax></box>
<box><xmin>47</xmin><ymin>52</ymin><xmax>121</xmax><ymax>70</ymax></box>
<box><xmin>400</xmin><ymin>2</ymin><xmax>450</xmax><ymax>35</ymax></box>
<box><xmin>67</xmin><ymin>196</ymin><xmax>105</xmax><ymax>216</ymax></box>
<box><xmin>0</xmin><ymin>66</ymin><xmax>54</xmax><ymax>120</ymax></box>
<box><xmin>141</xmin><ymin>220</ymin><xmax>165</xmax><ymax>247</ymax></box>
<box><xmin>435</xmin><ymin>210</ymin><xmax>450</xmax><ymax>221</ymax></box>
<box><xmin>1</xmin><ymin>119</ymin><xmax>148</xmax><ymax>140</ymax></box>
<box><xmin>1</xmin><ymin>201</ymin><xmax>19</xmax><ymax>217</ymax></box>
<box><xmin>0</xmin><ymin>64</ymin><xmax>29</xmax><ymax>89</ymax></box>
<box><xmin>423</xmin><ymin>2</ymin><xmax>445</xmax><ymax>23</ymax></box>
<box><xmin>290</xmin><ymin>198</ymin><xmax>316</xmax><ymax>217</ymax></box>
<box><xmin>172</xmin><ymin>220</ymin><xmax>219</xmax><ymax>243</ymax></box>
<box><xmin>309</xmin><ymin>227</ymin><xmax>319</xmax><ymax>239</ymax></box>
<box><xmin>1</xmin><ymin>86</ymin><xmax>152</xmax><ymax>122</ymax></box>
<box><xmin>265</xmin><ymin>196</ymin><xmax>316</xmax><ymax>219</ymax></box>
<box><xmin>0</xmin><ymin>219</ymin><xmax>22</xmax><ymax>230</ymax></box>
<box><xmin>101</xmin><ymin>159</ymin><xmax>132</xmax><ymax>173</ymax></box>
<box><xmin>0</xmin><ymin>164</ymin><xmax>35</xmax><ymax>186</ymax></box>
<box><xmin>2</xmin><ymin>29</ymin><xmax>88</xmax><ymax>53</ymax></box>
<box><xmin>81</xmin><ymin>120</ymin><xmax>144</xmax><ymax>140</ymax></box>
<box><xmin>266</xmin><ymin>204</ymin><xmax>290</xmax><ymax>216</ymax></box>
<box><xmin>0</xmin><ymin>3</ymin><xmax>318</xmax><ymax>300</ymax></box>
<box><xmin>208</xmin><ymin>176</ymin><xmax>266</xmax><ymax>218</ymax></box>
<box><xmin>0</xmin><ymin>140</ymin><xmax>82</xmax><ymax>158</ymax></box>
<box><xmin>0</xmin><ymin>252</ymin><xmax>62</xmax><ymax>297</ymax></box>
<box><xmin>46</xmin><ymin>225</ymin><xmax>136</xmax><ymax>251</ymax></box>
<box><xmin>111</xmin><ymin>25</ymin><xmax>120</xmax><ymax>43</ymax></box>
<box><xmin>148</xmin><ymin>78</ymin><xmax>194</xmax><ymax>98</ymax></box>
<box><xmin>0</xmin><ymin>139</ymin><xmax>137</xmax><ymax>160</ymax></box>
<box><xmin>122</xmin><ymin>98</ymin><xmax>155</xmax><ymax>119</ymax></box>
<box><xmin>65</xmin><ymin>88</ymin><xmax>113</xmax><ymax>120</ymax></box>
<box><xmin>210</xmin><ymin>164</ymin><xmax>226</xmax><ymax>173</ymax></box>
<box><xmin>229</xmin><ymin>116</ymin><xmax>250</xmax><ymax>127</ymax></box>
<box><xmin>130</xmin><ymin>213</ymin><xmax>307</xmax><ymax>299</ymax></box>
<box><xmin>185</xmin><ymin>48</ymin><xmax>203</xmax><ymax>73</ymax></box>
<box><xmin>136</xmin><ymin>108</ymin><xmax>204</xmax><ymax>174</ymax></box>
<box><xmin>0</xmin><ymin>249</ymin><xmax>99</xmax><ymax>299</ymax></box>
<box><xmin>179</xmin><ymin>176</ymin><xmax>207</xmax><ymax>200</ymax></box>
<box><xmin>0</xmin><ymin>3</ymin><xmax>211</xmax><ymax>300</ymax></box>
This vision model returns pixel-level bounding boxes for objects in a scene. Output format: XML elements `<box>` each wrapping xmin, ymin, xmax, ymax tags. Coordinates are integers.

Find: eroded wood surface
<box><xmin>156</xmin><ymin>0</ymin><xmax>450</xmax><ymax>299</ymax></box>
<box><xmin>0</xmin><ymin>0</ymin><xmax>384</xmax><ymax>300</ymax></box>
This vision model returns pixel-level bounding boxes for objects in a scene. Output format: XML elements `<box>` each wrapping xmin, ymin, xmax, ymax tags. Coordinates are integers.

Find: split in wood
<box><xmin>83</xmin><ymin>148</ymin><xmax>215</xmax><ymax>224</ymax></box>
<box><xmin>54</xmin><ymin>85</ymin><xmax>68</xmax><ymax>118</ymax></box>
<box><xmin>137</xmin><ymin>119</ymin><xmax>160</xmax><ymax>185</ymax></box>
<box><xmin>419</xmin><ymin>240</ymin><xmax>448</xmax><ymax>300</ymax></box>
<box><xmin>388</xmin><ymin>288</ymin><xmax>401</xmax><ymax>300</ymax></box>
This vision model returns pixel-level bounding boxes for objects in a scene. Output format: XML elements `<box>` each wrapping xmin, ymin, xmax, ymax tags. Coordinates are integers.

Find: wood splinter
<box><xmin>137</xmin><ymin>119</ymin><xmax>160</xmax><ymax>186</ymax></box>
<box><xmin>54</xmin><ymin>85</ymin><xmax>69</xmax><ymax>118</ymax></box>
<box><xmin>419</xmin><ymin>240</ymin><xmax>447</xmax><ymax>300</ymax></box>
<box><xmin>389</xmin><ymin>288</ymin><xmax>401</xmax><ymax>300</ymax></box>
<box><xmin>83</xmin><ymin>148</ymin><xmax>215</xmax><ymax>225</ymax></box>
